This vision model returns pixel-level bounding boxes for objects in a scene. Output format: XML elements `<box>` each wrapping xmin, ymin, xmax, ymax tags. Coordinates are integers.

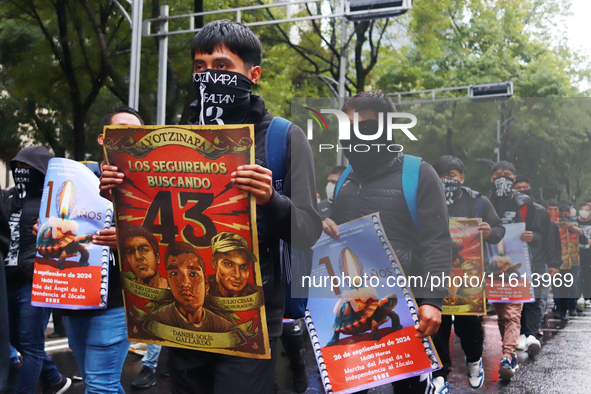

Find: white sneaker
<box><xmin>525</xmin><ymin>335</ymin><xmax>541</xmax><ymax>357</ymax></box>
<box><xmin>466</xmin><ymin>358</ymin><xmax>484</xmax><ymax>389</ymax></box>
<box><xmin>517</xmin><ymin>334</ymin><xmax>526</xmax><ymax>351</ymax></box>
<box><xmin>432</xmin><ymin>376</ymin><xmax>450</xmax><ymax>394</ymax></box>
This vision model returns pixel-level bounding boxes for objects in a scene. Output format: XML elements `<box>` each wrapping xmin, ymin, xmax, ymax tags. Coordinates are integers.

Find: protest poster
<box><xmin>305</xmin><ymin>213</ymin><xmax>440</xmax><ymax>394</ymax></box>
<box><xmin>103</xmin><ymin>124</ymin><xmax>269</xmax><ymax>359</ymax></box>
<box><xmin>485</xmin><ymin>222</ymin><xmax>535</xmax><ymax>303</ymax></box>
<box><xmin>32</xmin><ymin>158</ymin><xmax>112</xmax><ymax>310</ymax></box>
<box><xmin>442</xmin><ymin>218</ymin><xmax>486</xmax><ymax>315</ymax></box>
<box><xmin>557</xmin><ymin>222</ymin><xmax>580</xmax><ymax>270</ymax></box>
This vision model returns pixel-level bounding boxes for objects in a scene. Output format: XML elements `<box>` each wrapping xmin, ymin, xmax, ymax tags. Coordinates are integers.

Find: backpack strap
<box><xmin>402</xmin><ymin>154</ymin><xmax>421</xmax><ymax>230</ymax></box>
<box><xmin>265</xmin><ymin>117</ymin><xmax>291</xmax><ymax>195</ymax></box>
<box><xmin>475</xmin><ymin>195</ymin><xmax>484</xmax><ymax>218</ymax></box>
<box><xmin>333</xmin><ymin>165</ymin><xmax>353</xmax><ymax>204</ymax></box>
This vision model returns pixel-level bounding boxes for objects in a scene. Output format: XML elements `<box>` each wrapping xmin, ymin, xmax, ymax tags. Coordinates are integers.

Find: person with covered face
<box><xmin>432</xmin><ymin>155</ymin><xmax>505</xmax><ymax>391</ymax></box>
<box><xmin>152</xmin><ymin>241</ymin><xmax>232</xmax><ymax>332</ymax></box>
<box><xmin>208</xmin><ymin>232</ymin><xmax>259</xmax><ymax>297</ymax></box>
<box><xmin>2</xmin><ymin>146</ymin><xmax>72</xmax><ymax>394</ymax></box>
<box><xmin>119</xmin><ymin>224</ymin><xmax>167</xmax><ymax>289</ymax></box>
<box><xmin>322</xmin><ymin>91</ymin><xmax>453</xmax><ymax>394</ymax></box>
<box><xmin>487</xmin><ymin>160</ymin><xmax>542</xmax><ymax>381</ymax></box>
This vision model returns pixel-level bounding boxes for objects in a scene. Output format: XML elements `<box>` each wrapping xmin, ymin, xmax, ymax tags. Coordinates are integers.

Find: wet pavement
<box><xmin>16</xmin><ymin>300</ymin><xmax>591</xmax><ymax>393</ymax></box>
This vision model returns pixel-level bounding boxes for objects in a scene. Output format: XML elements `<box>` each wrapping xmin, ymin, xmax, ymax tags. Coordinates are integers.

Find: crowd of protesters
<box><xmin>0</xmin><ymin>18</ymin><xmax>589</xmax><ymax>394</ymax></box>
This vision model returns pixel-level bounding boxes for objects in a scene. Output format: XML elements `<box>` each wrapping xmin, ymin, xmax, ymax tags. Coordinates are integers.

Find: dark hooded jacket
<box><xmin>0</xmin><ymin>196</ymin><xmax>10</xmax><ymax>389</ymax></box>
<box><xmin>330</xmin><ymin>154</ymin><xmax>453</xmax><ymax>309</ymax></box>
<box><xmin>189</xmin><ymin>95</ymin><xmax>322</xmax><ymax>337</ymax></box>
<box><xmin>2</xmin><ymin>146</ymin><xmax>53</xmax><ymax>291</ymax></box>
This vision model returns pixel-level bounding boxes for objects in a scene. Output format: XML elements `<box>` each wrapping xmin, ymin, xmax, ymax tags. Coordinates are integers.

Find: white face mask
<box><xmin>580</xmin><ymin>210</ymin><xmax>590</xmax><ymax>220</ymax></box>
<box><xmin>571</xmin><ymin>208</ymin><xmax>577</xmax><ymax>218</ymax></box>
<box><xmin>326</xmin><ymin>182</ymin><xmax>336</xmax><ymax>202</ymax></box>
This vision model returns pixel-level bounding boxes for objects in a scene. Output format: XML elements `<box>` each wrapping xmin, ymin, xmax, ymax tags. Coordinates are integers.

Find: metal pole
<box><xmin>157</xmin><ymin>5</ymin><xmax>169</xmax><ymax>125</ymax></box>
<box><xmin>496</xmin><ymin>120</ymin><xmax>500</xmax><ymax>162</ymax></box>
<box><xmin>336</xmin><ymin>11</ymin><xmax>347</xmax><ymax>166</ymax></box>
<box><xmin>128</xmin><ymin>0</ymin><xmax>144</xmax><ymax>110</ymax></box>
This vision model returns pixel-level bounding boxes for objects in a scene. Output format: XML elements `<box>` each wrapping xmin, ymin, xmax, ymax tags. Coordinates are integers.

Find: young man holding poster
<box><xmin>99</xmin><ymin>20</ymin><xmax>322</xmax><ymax>394</ymax></box>
<box><xmin>488</xmin><ymin>161</ymin><xmax>542</xmax><ymax>380</ymax></box>
<box><xmin>323</xmin><ymin>92</ymin><xmax>453</xmax><ymax>394</ymax></box>
<box><xmin>433</xmin><ymin>155</ymin><xmax>505</xmax><ymax>390</ymax></box>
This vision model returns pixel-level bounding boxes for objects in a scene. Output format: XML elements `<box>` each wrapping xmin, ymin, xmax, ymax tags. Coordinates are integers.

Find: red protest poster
<box><xmin>557</xmin><ymin>222</ymin><xmax>580</xmax><ymax>269</ymax></box>
<box><xmin>104</xmin><ymin>125</ymin><xmax>270</xmax><ymax>359</ymax></box>
<box><xmin>442</xmin><ymin>218</ymin><xmax>486</xmax><ymax>315</ymax></box>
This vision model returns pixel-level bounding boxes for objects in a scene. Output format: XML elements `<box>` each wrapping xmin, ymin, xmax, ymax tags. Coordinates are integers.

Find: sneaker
<box><xmin>517</xmin><ymin>334</ymin><xmax>526</xmax><ymax>351</ymax></box>
<box><xmin>467</xmin><ymin>358</ymin><xmax>484</xmax><ymax>389</ymax></box>
<box><xmin>43</xmin><ymin>375</ymin><xmax>72</xmax><ymax>394</ymax></box>
<box><xmin>525</xmin><ymin>335</ymin><xmax>541</xmax><ymax>357</ymax></box>
<box><xmin>560</xmin><ymin>310</ymin><xmax>569</xmax><ymax>322</ymax></box>
<box><xmin>432</xmin><ymin>376</ymin><xmax>450</xmax><ymax>394</ymax></box>
<box><xmin>498</xmin><ymin>356</ymin><xmax>519</xmax><ymax>381</ymax></box>
<box><xmin>72</xmin><ymin>370</ymin><xmax>83</xmax><ymax>381</ymax></box>
<box><xmin>129</xmin><ymin>342</ymin><xmax>148</xmax><ymax>356</ymax></box>
<box><xmin>569</xmin><ymin>309</ymin><xmax>577</xmax><ymax>317</ymax></box>
<box><xmin>132</xmin><ymin>366</ymin><xmax>157</xmax><ymax>389</ymax></box>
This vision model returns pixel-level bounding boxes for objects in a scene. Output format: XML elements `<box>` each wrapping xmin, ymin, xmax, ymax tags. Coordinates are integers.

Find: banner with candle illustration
<box><xmin>305</xmin><ymin>213</ymin><xmax>440</xmax><ymax>394</ymax></box>
<box><xmin>32</xmin><ymin>158</ymin><xmax>113</xmax><ymax>310</ymax></box>
<box><xmin>103</xmin><ymin>124</ymin><xmax>270</xmax><ymax>359</ymax></box>
<box><xmin>442</xmin><ymin>218</ymin><xmax>486</xmax><ymax>315</ymax></box>
<box><xmin>485</xmin><ymin>222</ymin><xmax>535</xmax><ymax>303</ymax></box>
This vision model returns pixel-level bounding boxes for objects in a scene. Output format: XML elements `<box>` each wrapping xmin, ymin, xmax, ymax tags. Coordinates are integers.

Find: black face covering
<box><xmin>341</xmin><ymin>119</ymin><xmax>397</xmax><ymax>178</ymax></box>
<box><xmin>519</xmin><ymin>189</ymin><xmax>531</xmax><ymax>197</ymax></box>
<box><xmin>12</xmin><ymin>167</ymin><xmax>44</xmax><ymax>200</ymax></box>
<box><xmin>441</xmin><ymin>178</ymin><xmax>462</xmax><ymax>205</ymax></box>
<box><xmin>493</xmin><ymin>175</ymin><xmax>514</xmax><ymax>197</ymax></box>
<box><xmin>192</xmin><ymin>70</ymin><xmax>253</xmax><ymax>125</ymax></box>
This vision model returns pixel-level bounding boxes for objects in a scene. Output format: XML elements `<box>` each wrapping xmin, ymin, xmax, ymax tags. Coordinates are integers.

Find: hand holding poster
<box><xmin>305</xmin><ymin>214</ymin><xmax>440</xmax><ymax>394</ymax></box>
<box><xmin>32</xmin><ymin>158</ymin><xmax>112</xmax><ymax>310</ymax></box>
<box><xmin>104</xmin><ymin>125</ymin><xmax>270</xmax><ymax>359</ymax></box>
<box><xmin>443</xmin><ymin>218</ymin><xmax>486</xmax><ymax>315</ymax></box>
<box><xmin>485</xmin><ymin>222</ymin><xmax>535</xmax><ymax>302</ymax></box>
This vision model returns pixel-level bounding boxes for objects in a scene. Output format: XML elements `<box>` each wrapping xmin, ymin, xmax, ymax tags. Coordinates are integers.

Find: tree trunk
<box><xmin>73</xmin><ymin>108</ymin><xmax>86</xmax><ymax>161</ymax></box>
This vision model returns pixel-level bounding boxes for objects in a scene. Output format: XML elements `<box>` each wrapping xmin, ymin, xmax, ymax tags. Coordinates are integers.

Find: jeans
<box><xmin>7</xmin><ymin>281</ymin><xmax>62</xmax><ymax>394</ymax></box>
<box><xmin>142</xmin><ymin>344</ymin><xmax>162</xmax><ymax>370</ymax></box>
<box><xmin>65</xmin><ymin>307</ymin><xmax>130</xmax><ymax>394</ymax></box>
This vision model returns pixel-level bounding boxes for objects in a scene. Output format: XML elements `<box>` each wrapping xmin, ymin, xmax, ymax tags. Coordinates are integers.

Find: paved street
<box><xmin>27</xmin><ymin>300</ymin><xmax>591</xmax><ymax>393</ymax></box>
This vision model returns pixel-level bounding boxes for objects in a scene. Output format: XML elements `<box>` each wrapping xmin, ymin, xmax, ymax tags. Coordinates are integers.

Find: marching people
<box><xmin>98</xmin><ymin>19</ymin><xmax>322</xmax><ymax>394</ymax></box>
<box><xmin>322</xmin><ymin>91</ymin><xmax>453</xmax><ymax>394</ymax></box>
<box><xmin>487</xmin><ymin>161</ymin><xmax>542</xmax><ymax>381</ymax></box>
<box><xmin>432</xmin><ymin>155</ymin><xmax>505</xmax><ymax>391</ymax></box>
<box><xmin>513</xmin><ymin>175</ymin><xmax>559</xmax><ymax>354</ymax></box>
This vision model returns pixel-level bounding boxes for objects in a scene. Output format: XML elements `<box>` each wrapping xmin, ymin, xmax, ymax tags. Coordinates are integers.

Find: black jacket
<box><xmin>330</xmin><ymin>154</ymin><xmax>453</xmax><ymax>309</ymax></box>
<box><xmin>190</xmin><ymin>95</ymin><xmax>322</xmax><ymax>337</ymax></box>
<box><xmin>448</xmin><ymin>186</ymin><xmax>505</xmax><ymax>244</ymax></box>
<box><xmin>0</xmin><ymin>196</ymin><xmax>10</xmax><ymax>389</ymax></box>
<box><xmin>3</xmin><ymin>146</ymin><xmax>53</xmax><ymax>291</ymax></box>
<box><xmin>489</xmin><ymin>191</ymin><xmax>542</xmax><ymax>245</ymax></box>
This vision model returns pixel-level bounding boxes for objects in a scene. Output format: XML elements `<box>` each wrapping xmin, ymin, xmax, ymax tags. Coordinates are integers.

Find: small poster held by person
<box><xmin>485</xmin><ymin>222</ymin><xmax>535</xmax><ymax>303</ymax></box>
<box><xmin>32</xmin><ymin>158</ymin><xmax>113</xmax><ymax>310</ymax></box>
<box><xmin>443</xmin><ymin>218</ymin><xmax>486</xmax><ymax>315</ymax></box>
<box><xmin>305</xmin><ymin>213</ymin><xmax>440</xmax><ymax>394</ymax></box>
<box><xmin>104</xmin><ymin>124</ymin><xmax>270</xmax><ymax>359</ymax></box>
<box><xmin>557</xmin><ymin>222</ymin><xmax>580</xmax><ymax>270</ymax></box>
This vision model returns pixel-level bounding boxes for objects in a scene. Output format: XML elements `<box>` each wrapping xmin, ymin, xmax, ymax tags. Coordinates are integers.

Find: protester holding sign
<box><xmin>99</xmin><ymin>20</ymin><xmax>322</xmax><ymax>394</ymax></box>
<box><xmin>2</xmin><ymin>146</ymin><xmax>72</xmax><ymax>394</ymax></box>
<box><xmin>323</xmin><ymin>92</ymin><xmax>453</xmax><ymax>394</ymax></box>
<box><xmin>487</xmin><ymin>161</ymin><xmax>542</xmax><ymax>381</ymax></box>
<box><xmin>557</xmin><ymin>202</ymin><xmax>584</xmax><ymax>320</ymax></box>
<box><xmin>433</xmin><ymin>155</ymin><xmax>505</xmax><ymax>390</ymax></box>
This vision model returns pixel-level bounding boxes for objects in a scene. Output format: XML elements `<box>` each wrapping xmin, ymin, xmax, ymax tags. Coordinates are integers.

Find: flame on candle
<box><xmin>59</xmin><ymin>181</ymin><xmax>75</xmax><ymax>219</ymax></box>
